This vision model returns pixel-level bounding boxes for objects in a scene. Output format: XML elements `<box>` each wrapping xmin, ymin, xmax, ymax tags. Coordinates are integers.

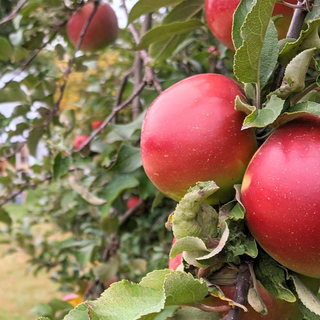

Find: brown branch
<box><xmin>5</xmin><ymin>29</ymin><xmax>61</xmax><ymax>86</ymax></box>
<box><xmin>121</xmin><ymin>0</ymin><xmax>162</xmax><ymax>94</ymax></box>
<box><xmin>119</xmin><ymin>198</ymin><xmax>145</xmax><ymax>226</ymax></box>
<box><xmin>0</xmin><ymin>0</ymin><xmax>28</xmax><ymax>26</ymax></box>
<box><xmin>272</xmin><ymin>0</ymin><xmax>313</xmax><ymax>90</ymax></box>
<box><xmin>226</xmin><ymin>264</ymin><xmax>251</xmax><ymax>320</ymax></box>
<box><xmin>115</xmin><ymin>67</ymin><xmax>135</xmax><ymax>106</ymax></box>
<box><xmin>0</xmin><ymin>142</ymin><xmax>25</xmax><ymax>161</ymax></box>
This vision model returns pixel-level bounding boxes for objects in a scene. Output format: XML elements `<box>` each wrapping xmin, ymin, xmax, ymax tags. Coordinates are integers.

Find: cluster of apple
<box><xmin>140</xmin><ymin>1</ymin><xmax>320</xmax><ymax>319</ymax></box>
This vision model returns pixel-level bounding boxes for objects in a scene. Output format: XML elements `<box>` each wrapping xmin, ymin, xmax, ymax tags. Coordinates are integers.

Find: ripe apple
<box><xmin>205</xmin><ymin>0</ymin><xmax>296</xmax><ymax>51</ymax></box>
<box><xmin>91</xmin><ymin>120</ymin><xmax>103</xmax><ymax>130</ymax></box>
<box><xmin>126</xmin><ymin>195</ymin><xmax>141</xmax><ymax>210</ymax></box>
<box><xmin>140</xmin><ymin>73</ymin><xmax>257</xmax><ymax>205</ymax></box>
<box><xmin>241</xmin><ymin>116</ymin><xmax>320</xmax><ymax>278</ymax></box>
<box><xmin>66</xmin><ymin>2</ymin><xmax>119</xmax><ymax>52</ymax></box>
<box><xmin>169</xmin><ymin>237</ymin><xmax>183</xmax><ymax>270</ymax></box>
<box><xmin>73</xmin><ymin>135</ymin><xmax>88</xmax><ymax>150</ymax></box>
<box><xmin>202</xmin><ymin>280</ymin><xmax>302</xmax><ymax>320</ymax></box>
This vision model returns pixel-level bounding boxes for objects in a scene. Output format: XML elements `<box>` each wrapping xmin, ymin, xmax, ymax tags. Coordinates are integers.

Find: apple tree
<box><xmin>1</xmin><ymin>0</ymin><xmax>320</xmax><ymax>320</ymax></box>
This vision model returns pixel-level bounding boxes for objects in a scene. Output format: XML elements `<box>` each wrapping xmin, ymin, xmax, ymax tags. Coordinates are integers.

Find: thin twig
<box><xmin>52</xmin><ymin>0</ymin><xmax>101</xmax><ymax>120</ymax></box>
<box><xmin>0</xmin><ymin>0</ymin><xmax>28</xmax><ymax>26</ymax></box>
<box><xmin>272</xmin><ymin>0</ymin><xmax>313</xmax><ymax>90</ymax></box>
<box><xmin>226</xmin><ymin>264</ymin><xmax>251</xmax><ymax>320</ymax></box>
<box><xmin>78</xmin><ymin>81</ymin><xmax>146</xmax><ymax>151</ymax></box>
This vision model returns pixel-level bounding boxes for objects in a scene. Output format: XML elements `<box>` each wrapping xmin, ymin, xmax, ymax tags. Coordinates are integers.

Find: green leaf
<box><xmin>86</xmin><ymin>280</ymin><xmax>165</xmax><ymax>320</ymax></box>
<box><xmin>273</xmin><ymin>101</ymin><xmax>320</xmax><ymax>128</ymax></box>
<box><xmin>136</xmin><ymin>20</ymin><xmax>204</xmax><ymax>51</ymax></box>
<box><xmin>100</xmin><ymin>215</ymin><xmax>119</xmax><ymax>234</ymax></box>
<box><xmin>0</xmin><ymin>37</ymin><xmax>13</xmax><ymax>61</ymax></box>
<box><xmin>0</xmin><ymin>207</ymin><xmax>12</xmax><ymax>226</ymax></box>
<box><xmin>64</xmin><ymin>303</ymin><xmax>90</xmax><ymax>320</ymax></box>
<box><xmin>108</xmin><ymin>144</ymin><xmax>142</xmax><ymax>173</ymax></box>
<box><xmin>100</xmin><ymin>173</ymin><xmax>139</xmax><ymax>218</ymax></box>
<box><xmin>232</xmin><ymin>0</ymin><xmax>254</xmax><ymax>50</ymax></box>
<box><xmin>31</xmin><ymin>302</ymin><xmax>53</xmax><ymax>317</ymax></box>
<box><xmin>75</xmin><ymin>244</ymin><xmax>95</xmax><ymax>266</ymax></box>
<box><xmin>279</xmin><ymin>18</ymin><xmax>320</xmax><ymax>65</ymax></box>
<box><xmin>128</xmin><ymin>0</ymin><xmax>184</xmax><ymax>24</ymax></box>
<box><xmin>259</xmin><ymin>20</ymin><xmax>279</xmax><ymax>88</ymax></box>
<box><xmin>0</xmin><ymin>82</ymin><xmax>27</xmax><ymax>103</ymax></box>
<box><xmin>28</xmin><ymin>127</ymin><xmax>44</xmax><ymax>157</ymax></box>
<box><xmin>248</xmin><ymin>287</ymin><xmax>268</xmax><ymax>315</ymax></box>
<box><xmin>254</xmin><ymin>252</ymin><xmax>296</xmax><ymax>302</ymax></box>
<box><xmin>196</xmin><ymin>221</ymin><xmax>229</xmax><ymax>261</ymax></box>
<box><xmin>170</xmin><ymin>181</ymin><xmax>219</xmax><ymax>242</ymax></box>
<box><xmin>162</xmin><ymin>0</ymin><xmax>204</xmax><ymax>24</ymax></box>
<box><xmin>59</xmin><ymin>109</ymin><xmax>75</xmax><ymax>134</ymax></box>
<box><xmin>173</xmin><ymin>307</ymin><xmax>220</xmax><ymax>319</ymax></box>
<box><xmin>140</xmin><ymin>269</ymin><xmax>172</xmax><ymax>290</ymax></box>
<box><xmin>163</xmin><ymin>272</ymin><xmax>208</xmax><ymax>306</ymax></box>
<box><xmin>242</xmin><ymin>95</ymin><xmax>285</xmax><ymax>129</ymax></box>
<box><xmin>149</xmin><ymin>35</ymin><xmax>187</xmax><ymax>65</ymax></box>
<box><xmin>170</xmin><ymin>236</ymin><xmax>210</xmax><ymax>268</ymax></box>
<box><xmin>234</xmin><ymin>0</ymin><xmax>277</xmax><ymax>84</ymax></box>
<box><xmin>274</xmin><ymin>48</ymin><xmax>316</xmax><ymax>99</ymax></box>
<box><xmin>53</xmin><ymin>153</ymin><xmax>62</xmax><ymax>182</ymax></box>
<box><xmin>108</xmin><ymin>111</ymin><xmax>146</xmax><ymax>141</ymax></box>
<box><xmin>290</xmin><ymin>273</ymin><xmax>320</xmax><ymax>317</ymax></box>
<box><xmin>69</xmin><ymin>176</ymin><xmax>107</xmax><ymax>206</ymax></box>
<box><xmin>153</xmin><ymin>306</ymin><xmax>180</xmax><ymax>320</ymax></box>
<box><xmin>93</xmin><ymin>256</ymin><xmax>120</xmax><ymax>283</ymax></box>
<box><xmin>149</xmin><ymin>0</ymin><xmax>204</xmax><ymax>64</ymax></box>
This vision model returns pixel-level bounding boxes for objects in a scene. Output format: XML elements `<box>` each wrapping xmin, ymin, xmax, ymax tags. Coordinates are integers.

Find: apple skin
<box><xmin>140</xmin><ymin>73</ymin><xmax>257</xmax><ymax>205</ymax></box>
<box><xmin>169</xmin><ymin>237</ymin><xmax>183</xmax><ymax>270</ymax></box>
<box><xmin>126</xmin><ymin>196</ymin><xmax>141</xmax><ymax>209</ymax></box>
<box><xmin>73</xmin><ymin>135</ymin><xmax>88</xmax><ymax>150</ymax></box>
<box><xmin>91</xmin><ymin>121</ymin><xmax>103</xmax><ymax>130</ymax></box>
<box><xmin>202</xmin><ymin>281</ymin><xmax>302</xmax><ymax>320</ymax></box>
<box><xmin>205</xmin><ymin>0</ymin><xmax>296</xmax><ymax>51</ymax></box>
<box><xmin>241</xmin><ymin>116</ymin><xmax>320</xmax><ymax>278</ymax></box>
<box><xmin>67</xmin><ymin>2</ymin><xmax>119</xmax><ymax>52</ymax></box>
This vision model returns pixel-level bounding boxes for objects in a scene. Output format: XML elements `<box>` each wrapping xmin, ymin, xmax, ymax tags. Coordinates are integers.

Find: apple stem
<box><xmin>226</xmin><ymin>263</ymin><xmax>251</xmax><ymax>320</ymax></box>
<box><xmin>272</xmin><ymin>0</ymin><xmax>313</xmax><ymax>90</ymax></box>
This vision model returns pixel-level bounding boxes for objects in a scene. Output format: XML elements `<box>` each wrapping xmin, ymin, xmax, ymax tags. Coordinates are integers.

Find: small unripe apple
<box><xmin>205</xmin><ymin>0</ymin><xmax>296</xmax><ymax>51</ymax></box>
<box><xmin>73</xmin><ymin>135</ymin><xmax>88</xmax><ymax>150</ymax></box>
<box><xmin>126</xmin><ymin>196</ymin><xmax>141</xmax><ymax>210</ymax></box>
<box><xmin>67</xmin><ymin>2</ymin><xmax>119</xmax><ymax>52</ymax></box>
<box><xmin>91</xmin><ymin>121</ymin><xmax>103</xmax><ymax>130</ymax></box>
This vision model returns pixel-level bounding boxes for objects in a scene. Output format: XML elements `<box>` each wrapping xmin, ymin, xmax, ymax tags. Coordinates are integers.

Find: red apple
<box><xmin>169</xmin><ymin>238</ymin><xmax>183</xmax><ymax>270</ymax></box>
<box><xmin>205</xmin><ymin>0</ymin><xmax>296</xmax><ymax>51</ymax></box>
<box><xmin>91</xmin><ymin>121</ymin><xmax>103</xmax><ymax>130</ymax></box>
<box><xmin>66</xmin><ymin>2</ymin><xmax>119</xmax><ymax>52</ymax></box>
<box><xmin>126</xmin><ymin>196</ymin><xmax>141</xmax><ymax>210</ymax></box>
<box><xmin>140</xmin><ymin>73</ymin><xmax>257</xmax><ymax>205</ymax></box>
<box><xmin>202</xmin><ymin>280</ymin><xmax>302</xmax><ymax>320</ymax></box>
<box><xmin>73</xmin><ymin>135</ymin><xmax>88</xmax><ymax>150</ymax></box>
<box><xmin>241</xmin><ymin>116</ymin><xmax>320</xmax><ymax>278</ymax></box>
